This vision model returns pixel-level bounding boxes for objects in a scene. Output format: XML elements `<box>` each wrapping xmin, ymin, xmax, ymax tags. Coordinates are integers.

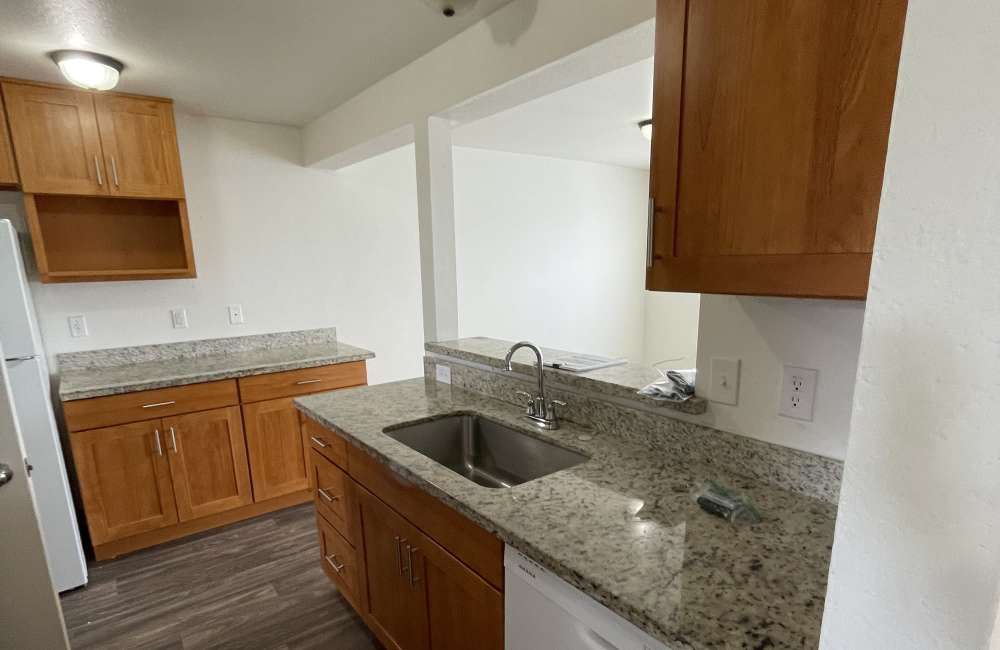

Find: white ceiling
<box><xmin>0</xmin><ymin>0</ymin><xmax>511</xmax><ymax>126</ymax></box>
<box><xmin>452</xmin><ymin>57</ymin><xmax>654</xmax><ymax>170</ymax></box>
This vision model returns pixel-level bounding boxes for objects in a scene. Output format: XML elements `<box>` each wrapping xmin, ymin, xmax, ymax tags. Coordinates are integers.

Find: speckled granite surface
<box><xmin>425</xmin><ymin>356</ymin><xmax>842</xmax><ymax>504</ymax></box>
<box><xmin>426</xmin><ymin>337</ymin><xmax>708</xmax><ymax>415</ymax></box>
<box><xmin>296</xmin><ymin>379</ymin><xmax>836</xmax><ymax>650</ymax></box>
<box><xmin>58</xmin><ymin>329</ymin><xmax>374</xmax><ymax>401</ymax></box>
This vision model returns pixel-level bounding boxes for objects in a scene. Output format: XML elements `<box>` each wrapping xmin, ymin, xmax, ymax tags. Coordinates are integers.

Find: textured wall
<box><xmin>821</xmin><ymin>1</ymin><xmax>1000</xmax><ymax>647</ymax></box>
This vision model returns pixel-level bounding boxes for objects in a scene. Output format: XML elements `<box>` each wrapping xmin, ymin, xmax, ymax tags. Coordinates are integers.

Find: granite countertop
<box><xmin>426</xmin><ymin>337</ymin><xmax>708</xmax><ymax>415</ymax></box>
<box><xmin>296</xmin><ymin>379</ymin><xmax>835</xmax><ymax>649</ymax></box>
<box><xmin>59</xmin><ymin>338</ymin><xmax>375</xmax><ymax>401</ymax></box>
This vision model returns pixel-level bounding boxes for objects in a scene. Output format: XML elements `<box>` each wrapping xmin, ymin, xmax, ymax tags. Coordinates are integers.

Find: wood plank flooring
<box><xmin>60</xmin><ymin>504</ymin><xmax>380</xmax><ymax>650</ymax></box>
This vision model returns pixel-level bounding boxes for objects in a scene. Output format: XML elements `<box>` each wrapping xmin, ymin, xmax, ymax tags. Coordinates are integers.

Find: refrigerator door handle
<box><xmin>4</xmin><ymin>355</ymin><xmax>36</xmax><ymax>364</ymax></box>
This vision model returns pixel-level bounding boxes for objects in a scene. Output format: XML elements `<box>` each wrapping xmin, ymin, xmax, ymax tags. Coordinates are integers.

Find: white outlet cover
<box><xmin>435</xmin><ymin>364</ymin><xmax>452</xmax><ymax>385</ymax></box>
<box><xmin>709</xmin><ymin>357</ymin><xmax>740</xmax><ymax>405</ymax></box>
<box><xmin>779</xmin><ymin>366</ymin><xmax>818</xmax><ymax>421</ymax></box>
<box><xmin>67</xmin><ymin>314</ymin><xmax>88</xmax><ymax>338</ymax></box>
<box><xmin>170</xmin><ymin>308</ymin><xmax>189</xmax><ymax>329</ymax></box>
<box><xmin>227</xmin><ymin>304</ymin><xmax>245</xmax><ymax>325</ymax></box>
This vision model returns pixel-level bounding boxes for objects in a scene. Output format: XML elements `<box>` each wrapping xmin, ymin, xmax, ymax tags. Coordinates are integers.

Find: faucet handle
<box><xmin>548</xmin><ymin>399</ymin><xmax>567</xmax><ymax>420</ymax></box>
<box><xmin>515</xmin><ymin>390</ymin><xmax>536</xmax><ymax>416</ymax></box>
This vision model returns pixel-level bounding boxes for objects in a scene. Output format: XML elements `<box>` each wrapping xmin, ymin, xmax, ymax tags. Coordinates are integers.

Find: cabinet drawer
<box><xmin>310</xmin><ymin>450</ymin><xmax>354</xmax><ymax>543</ymax></box>
<box><xmin>238</xmin><ymin>362</ymin><xmax>367</xmax><ymax>403</ymax></box>
<box><xmin>302</xmin><ymin>415</ymin><xmax>348</xmax><ymax>468</ymax></box>
<box><xmin>63</xmin><ymin>380</ymin><xmax>239</xmax><ymax>431</ymax></box>
<box><xmin>317</xmin><ymin>513</ymin><xmax>361</xmax><ymax>606</ymax></box>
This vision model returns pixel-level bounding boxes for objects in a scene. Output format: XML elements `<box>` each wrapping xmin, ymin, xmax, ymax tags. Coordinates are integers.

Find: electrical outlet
<box><xmin>779</xmin><ymin>366</ymin><xmax>818</xmax><ymax>421</ymax></box>
<box><xmin>170</xmin><ymin>308</ymin><xmax>189</xmax><ymax>329</ymax></box>
<box><xmin>227</xmin><ymin>304</ymin><xmax>245</xmax><ymax>325</ymax></box>
<box><xmin>709</xmin><ymin>357</ymin><xmax>740</xmax><ymax>405</ymax></box>
<box><xmin>435</xmin><ymin>364</ymin><xmax>452</xmax><ymax>384</ymax></box>
<box><xmin>67</xmin><ymin>314</ymin><xmax>88</xmax><ymax>338</ymax></box>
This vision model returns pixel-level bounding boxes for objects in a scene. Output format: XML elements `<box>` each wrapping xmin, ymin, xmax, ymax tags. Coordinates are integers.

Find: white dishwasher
<box><xmin>504</xmin><ymin>546</ymin><xmax>669</xmax><ymax>650</ymax></box>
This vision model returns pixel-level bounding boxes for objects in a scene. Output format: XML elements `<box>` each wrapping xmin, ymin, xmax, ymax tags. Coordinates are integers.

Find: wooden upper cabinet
<box><xmin>94</xmin><ymin>94</ymin><xmax>184</xmax><ymax>199</ymax></box>
<box><xmin>70</xmin><ymin>419</ymin><xmax>178</xmax><ymax>545</ymax></box>
<box><xmin>1</xmin><ymin>81</ymin><xmax>107</xmax><ymax>196</ymax></box>
<box><xmin>162</xmin><ymin>406</ymin><xmax>253</xmax><ymax>522</ymax></box>
<box><xmin>647</xmin><ymin>0</ymin><xmax>908</xmax><ymax>298</ymax></box>
<box><xmin>0</xmin><ymin>93</ymin><xmax>17</xmax><ymax>186</ymax></box>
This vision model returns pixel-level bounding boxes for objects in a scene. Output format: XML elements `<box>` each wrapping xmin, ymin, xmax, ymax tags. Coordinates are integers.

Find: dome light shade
<box><xmin>638</xmin><ymin>118</ymin><xmax>653</xmax><ymax>141</ymax></box>
<box><xmin>50</xmin><ymin>50</ymin><xmax>123</xmax><ymax>91</ymax></box>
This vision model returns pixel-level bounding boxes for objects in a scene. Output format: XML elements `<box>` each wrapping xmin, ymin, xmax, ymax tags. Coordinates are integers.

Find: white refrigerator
<box><xmin>0</xmin><ymin>219</ymin><xmax>87</xmax><ymax>591</ymax></box>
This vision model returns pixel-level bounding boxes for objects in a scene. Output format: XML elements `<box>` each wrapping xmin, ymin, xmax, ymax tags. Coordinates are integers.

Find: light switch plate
<box><xmin>709</xmin><ymin>357</ymin><xmax>740</xmax><ymax>405</ymax></box>
<box><xmin>170</xmin><ymin>308</ymin><xmax>189</xmax><ymax>329</ymax></box>
<box><xmin>435</xmin><ymin>364</ymin><xmax>452</xmax><ymax>385</ymax></box>
<box><xmin>227</xmin><ymin>304</ymin><xmax>245</xmax><ymax>325</ymax></box>
<box><xmin>779</xmin><ymin>366</ymin><xmax>818</xmax><ymax>421</ymax></box>
<box><xmin>67</xmin><ymin>314</ymin><xmax>88</xmax><ymax>338</ymax></box>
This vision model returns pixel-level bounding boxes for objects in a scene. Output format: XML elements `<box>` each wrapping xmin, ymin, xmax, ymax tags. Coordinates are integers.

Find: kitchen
<box><xmin>1</xmin><ymin>1</ymin><xmax>998</xmax><ymax>649</ymax></box>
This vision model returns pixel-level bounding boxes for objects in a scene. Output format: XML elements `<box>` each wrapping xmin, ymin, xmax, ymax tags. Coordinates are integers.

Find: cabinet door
<box><xmin>243</xmin><ymin>397</ymin><xmax>310</xmax><ymax>501</ymax></box>
<box><xmin>647</xmin><ymin>0</ymin><xmax>907</xmax><ymax>298</ymax></box>
<box><xmin>70</xmin><ymin>419</ymin><xmax>178</xmax><ymax>545</ymax></box>
<box><xmin>94</xmin><ymin>94</ymin><xmax>184</xmax><ymax>198</ymax></box>
<box><xmin>162</xmin><ymin>406</ymin><xmax>253</xmax><ymax>521</ymax></box>
<box><xmin>416</xmin><ymin>520</ymin><xmax>503</xmax><ymax>649</ymax></box>
<box><xmin>358</xmin><ymin>488</ymin><xmax>430</xmax><ymax>650</ymax></box>
<box><xmin>1</xmin><ymin>82</ymin><xmax>107</xmax><ymax>195</ymax></box>
<box><xmin>0</xmin><ymin>94</ymin><xmax>18</xmax><ymax>186</ymax></box>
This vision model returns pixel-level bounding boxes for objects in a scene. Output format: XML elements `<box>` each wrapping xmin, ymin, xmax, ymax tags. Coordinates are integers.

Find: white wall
<box><xmin>0</xmin><ymin>115</ymin><xmax>426</xmax><ymax>385</ymax></box>
<box><xmin>452</xmin><ymin>147</ymin><xmax>650</xmax><ymax>362</ymax></box>
<box><xmin>821</xmin><ymin>1</ymin><xmax>1000</xmax><ymax>647</ymax></box>
<box><xmin>643</xmin><ymin>291</ymin><xmax>699</xmax><ymax>368</ymax></box>
<box><xmin>693</xmin><ymin>296</ymin><xmax>865</xmax><ymax>461</ymax></box>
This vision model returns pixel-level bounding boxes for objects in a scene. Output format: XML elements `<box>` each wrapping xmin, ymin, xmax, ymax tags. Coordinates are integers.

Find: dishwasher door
<box><xmin>504</xmin><ymin>546</ymin><xmax>669</xmax><ymax>650</ymax></box>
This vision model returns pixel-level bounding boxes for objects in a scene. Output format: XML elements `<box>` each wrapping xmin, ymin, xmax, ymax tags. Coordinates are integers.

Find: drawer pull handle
<box><xmin>317</xmin><ymin>488</ymin><xmax>339</xmax><ymax>503</ymax></box>
<box><xmin>310</xmin><ymin>435</ymin><xmax>329</xmax><ymax>448</ymax></box>
<box><xmin>394</xmin><ymin>536</ymin><xmax>406</xmax><ymax>576</ymax></box>
<box><xmin>324</xmin><ymin>553</ymin><xmax>345</xmax><ymax>574</ymax></box>
<box><xmin>407</xmin><ymin>545</ymin><xmax>421</xmax><ymax>587</ymax></box>
<box><xmin>153</xmin><ymin>429</ymin><xmax>163</xmax><ymax>456</ymax></box>
<box><xmin>296</xmin><ymin>379</ymin><xmax>323</xmax><ymax>385</ymax></box>
<box><xmin>142</xmin><ymin>400</ymin><xmax>176</xmax><ymax>409</ymax></box>
<box><xmin>168</xmin><ymin>426</ymin><xmax>178</xmax><ymax>453</ymax></box>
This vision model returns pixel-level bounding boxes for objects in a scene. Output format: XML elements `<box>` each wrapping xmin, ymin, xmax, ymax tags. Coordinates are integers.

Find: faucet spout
<box><xmin>504</xmin><ymin>341</ymin><xmax>545</xmax><ymax>399</ymax></box>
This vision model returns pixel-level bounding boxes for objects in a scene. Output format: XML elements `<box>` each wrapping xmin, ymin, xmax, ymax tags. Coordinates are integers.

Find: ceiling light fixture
<box><xmin>638</xmin><ymin>118</ymin><xmax>653</xmax><ymax>141</ymax></box>
<box><xmin>49</xmin><ymin>50</ymin><xmax>124</xmax><ymax>91</ymax></box>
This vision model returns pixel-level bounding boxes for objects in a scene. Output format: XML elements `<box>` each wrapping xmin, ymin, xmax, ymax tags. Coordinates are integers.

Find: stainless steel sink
<box><xmin>384</xmin><ymin>414</ymin><xmax>588</xmax><ymax>488</ymax></box>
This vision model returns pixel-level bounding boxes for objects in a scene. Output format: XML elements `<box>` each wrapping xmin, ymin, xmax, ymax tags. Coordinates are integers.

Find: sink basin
<box><xmin>384</xmin><ymin>414</ymin><xmax>588</xmax><ymax>488</ymax></box>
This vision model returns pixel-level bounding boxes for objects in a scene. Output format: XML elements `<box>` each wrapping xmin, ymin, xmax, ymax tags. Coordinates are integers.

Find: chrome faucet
<box><xmin>504</xmin><ymin>341</ymin><xmax>565</xmax><ymax>430</ymax></box>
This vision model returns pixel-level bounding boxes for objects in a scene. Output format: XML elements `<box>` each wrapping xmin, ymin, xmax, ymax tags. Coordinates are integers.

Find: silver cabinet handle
<box><xmin>317</xmin><ymin>488</ymin><xmax>339</xmax><ymax>503</ymax></box>
<box><xmin>153</xmin><ymin>429</ymin><xmax>163</xmax><ymax>456</ymax></box>
<box><xmin>142</xmin><ymin>401</ymin><xmax>176</xmax><ymax>409</ymax></box>
<box><xmin>168</xmin><ymin>426</ymin><xmax>178</xmax><ymax>453</ymax></box>
<box><xmin>309</xmin><ymin>435</ymin><xmax>329</xmax><ymax>448</ymax></box>
<box><xmin>111</xmin><ymin>156</ymin><xmax>120</xmax><ymax>187</ymax></box>
<box><xmin>324</xmin><ymin>553</ymin><xmax>344</xmax><ymax>574</ymax></box>
<box><xmin>295</xmin><ymin>379</ymin><xmax>322</xmax><ymax>385</ymax></box>
<box><xmin>394</xmin><ymin>536</ymin><xmax>405</xmax><ymax>576</ymax></box>
<box><xmin>407</xmin><ymin>545</ymin><xmax>421</xmax><ymax>587</ymax></box>
<box><xmin>646</xmin><ymin>197</ymin><xmax>655</xmax><ymax>268</ymax></box>
<box><xmin>0</xmin><ymin>462</ymin><xmax>13</xmax><ymax>487</ymax></box>
<box><xmin>94</xmin><ymin>155</ymin><xmax>103</xmax><ymax>186</ymax></box>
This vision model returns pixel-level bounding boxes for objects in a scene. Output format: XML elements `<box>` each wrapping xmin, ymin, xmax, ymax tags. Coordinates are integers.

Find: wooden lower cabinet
<box><xmin>163</xmin><ymin>406</ymin><xmax>253</xmax><ymax>521</ymax></box>
<box><xmin>309</xmin><ymin>426</ymin><xmax>504</xmax><ymax>650</ymax></box>
<box><xmin>65</xmin><ymin>360</ymin><xmax>368</xmax><ymax>559</ymax></box>
<box><xmin>243</xmin><ymin>397</ymin><xmax>311</xmax><ymax>501</ymax></box>
<box><xmin>70</xmin><ymin>419</ymin><xmax>179</xmax><ymax>545</ymax></box>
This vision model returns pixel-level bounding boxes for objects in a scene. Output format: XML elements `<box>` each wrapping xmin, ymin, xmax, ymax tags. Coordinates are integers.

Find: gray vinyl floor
<box><xmin>60</xmin><ymin>504</ymin><xmax>381</xmax><ymax>650</ymax></box>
